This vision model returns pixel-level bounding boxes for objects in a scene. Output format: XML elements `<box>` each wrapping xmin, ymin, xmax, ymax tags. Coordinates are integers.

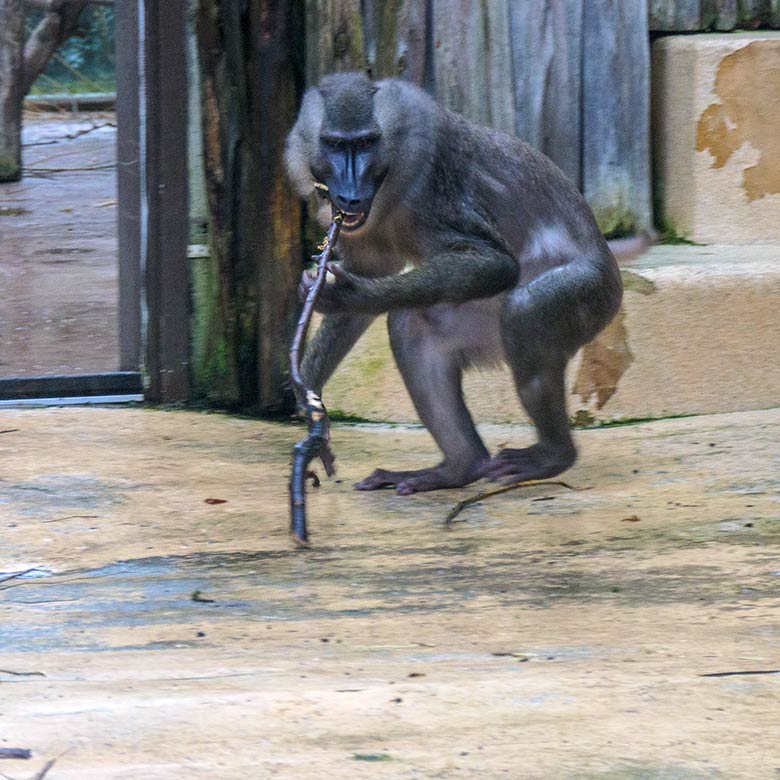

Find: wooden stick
<box><xmin>446</xmin><ymin>480</ymin><xmax>580</xmax><ymax>524</ymax></box>
<box><xmin>289</xmin><ymin>216</ymin><xmax>342</xmax><ymax>546</ymax></box>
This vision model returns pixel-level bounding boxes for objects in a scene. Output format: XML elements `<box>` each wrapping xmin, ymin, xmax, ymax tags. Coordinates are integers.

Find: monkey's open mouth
<box><xmin>337</xmin><ymin>210</ymin><xmax>368</xmax><ymax>231</ymax></box>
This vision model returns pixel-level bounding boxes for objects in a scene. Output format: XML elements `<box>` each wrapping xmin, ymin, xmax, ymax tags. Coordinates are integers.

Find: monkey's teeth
<box><xmin>341</xmin><ymin>212</ymin><xmax>365</xmax><ymax>227</ymax></box>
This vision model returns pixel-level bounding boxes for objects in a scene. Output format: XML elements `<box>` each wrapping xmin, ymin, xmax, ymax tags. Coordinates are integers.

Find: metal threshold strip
<box><xmin>0</xmin><ymin>372</ymin><xmax>143</xmax><ymax>406</ymax></box>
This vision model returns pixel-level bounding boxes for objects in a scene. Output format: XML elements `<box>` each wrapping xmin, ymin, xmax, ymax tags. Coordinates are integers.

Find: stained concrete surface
<box><xmin>0</xmin><ymin>406</ymin><xmax>779</xmax><ymax>779</ymax></box>
<box><xmin>0</xmin><ymin>114</ymin><xmax>118</xmax><ymax>378</ymax></box>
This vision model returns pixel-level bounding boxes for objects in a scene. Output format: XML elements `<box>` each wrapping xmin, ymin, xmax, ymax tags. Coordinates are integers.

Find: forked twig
<box><xmin>289</xmin><ymin>215</ymin><xmax>343</xmax><ymax>546</ymax></box>
<box><xmin>446</xmin><ymin>479</ymin><xmax>582</xmax><ymax>524</ymax></box>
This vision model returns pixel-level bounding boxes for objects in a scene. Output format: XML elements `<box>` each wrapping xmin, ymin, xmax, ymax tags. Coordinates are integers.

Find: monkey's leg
<box><xmin>488</xmin><ymin>270</ymin><xmax>592</xmax><ymax>484</ymax></box>
<box><xmin>301</xmin><ymin>313</ymin><xmax>375</xmax><ymax>393</ymax></box>
<box><xmin>355</xmin><ymin>310</ymin><xmax>490</xmax><ymax>495</ymax></box>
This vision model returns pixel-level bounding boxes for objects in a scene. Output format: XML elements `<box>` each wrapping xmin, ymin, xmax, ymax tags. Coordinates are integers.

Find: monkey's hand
<box><xmin>299</xmin><ymin>263</ymin><xmax>363</xmax><ymax>313</ymax></box>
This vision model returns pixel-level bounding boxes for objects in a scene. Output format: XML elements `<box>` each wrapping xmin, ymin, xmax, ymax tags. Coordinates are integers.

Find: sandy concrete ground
<box><xmin>0</xmin><ymin>406</ymin><xmax>779</xmax><ymax>779</ymax></box>
<box><xmin>0</xmin><ymin>114</ymin><xmax>118</xmax><ymax>378</ymax></box>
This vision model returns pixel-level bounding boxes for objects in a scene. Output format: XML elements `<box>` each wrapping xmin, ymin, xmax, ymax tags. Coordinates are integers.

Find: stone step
<box><xmin>324</xmin><ymin>244</ymin><xmax>780</xmax><ymax>425</ymax></box>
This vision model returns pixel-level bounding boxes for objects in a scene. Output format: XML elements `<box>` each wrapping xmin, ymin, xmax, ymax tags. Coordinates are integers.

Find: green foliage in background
<box><xmin>25</xmin><ymin>6</ymin><xmax>115</xmax><ymax>94</ymax></box>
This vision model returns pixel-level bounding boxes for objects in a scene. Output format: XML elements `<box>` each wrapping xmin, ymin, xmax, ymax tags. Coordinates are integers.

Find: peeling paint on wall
<box><xmin>696</xmin><ymin>41</ymin><xmax>780</xmax><ymax>201</ymax></box>
<box><xmin>573</xmin><ymin>309</ymin><xmax>634</xmax><ymax>410</ymax></box>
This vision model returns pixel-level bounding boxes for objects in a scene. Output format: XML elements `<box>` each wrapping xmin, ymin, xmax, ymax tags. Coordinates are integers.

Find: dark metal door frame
<box><xmin>0</xmin><ymin>0</ymin><xmax>191</xmax><ymax>403</ymax></box>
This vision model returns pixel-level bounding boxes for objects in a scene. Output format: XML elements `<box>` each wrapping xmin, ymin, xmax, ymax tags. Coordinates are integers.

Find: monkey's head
<box><xmin>285</xmin><ymin>72</ymin><xmax>390</xmax><ymax>234</ymax></box>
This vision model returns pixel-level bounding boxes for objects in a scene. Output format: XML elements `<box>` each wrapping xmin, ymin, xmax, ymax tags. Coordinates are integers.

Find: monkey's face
<box><xmin>312</xmin><ymin>131</ymin><xmax>387</xmax><ymax>233</ymax></box>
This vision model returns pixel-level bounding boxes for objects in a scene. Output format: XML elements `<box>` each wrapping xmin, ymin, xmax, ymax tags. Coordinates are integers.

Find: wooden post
<box><xmin>582</xmin><ymin>0</ymin><xmax>653</xmax><ymax>234</ymax></box>
<box><xmin>0</xmin><ymin>0</ymin><xmax>23</xmax><ymax>183</ymax></box>
<box><xmin>143</xmin><ymin>0</ymin><xmax>191</xmax><ymax>402</ymax></box>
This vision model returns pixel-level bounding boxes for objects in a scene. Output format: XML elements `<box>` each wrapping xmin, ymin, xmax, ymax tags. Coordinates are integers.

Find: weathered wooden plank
<box><xmin>304</xmin><ymin>0</ymin><xmax>365</xmax><ymax>85</ymax></box>
<box><xmin>431</xmin><ymin>0</ymin><xmax>515</xmax><ymax>135</ymax></box>
<box><xmin>738</xmin><ymin>0</ymin><xmax>780</xmax><ymax>27</ymax></box>
<box><xmin>508</xmin><ymin>0</ymin><xmax>583</xmax><ymax>187</ymax></box>
<box><xmin>195</xmin><ymin>0</ymin><xmax>304</xmax><ymax>412</ymax></box>
<box><xmin>648</xmin><ymin>0</ymin><xmax>702</xmax><ymax>30</ymax></box>
<box><xmin>702</xmin><ymin>0</ymin><xmax>739</xmax><ymax>29</ymax></box>
<box><xmin>0</xmin><ymin>0</ymin><xmax>23</xmax><ymax>182</ymax></box>
<box><xmin>364</xmin><ymin>0</ymin><xmax>428</xmax><ymax>84</ymax></box>
<box><xmin>583</xmin><ymin>0</ymin><xmax>652</xmax><ymax>233</ymax></box>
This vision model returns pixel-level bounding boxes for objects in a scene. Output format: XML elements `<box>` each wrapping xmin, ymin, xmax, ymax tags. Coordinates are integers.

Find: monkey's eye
<box><xmin>321</xmin><ymin>137</ymin><xmax>347</xmax><ymax>152</ymax></box>
<box><xmin>353</xmin><ymin>136</ymin><xmax>376</xmax><ymax>152</ymax></box>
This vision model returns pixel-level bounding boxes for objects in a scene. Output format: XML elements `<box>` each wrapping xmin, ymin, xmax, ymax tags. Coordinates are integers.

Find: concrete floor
<box><xmin>0</xmin><ymin>114</ymin><xmax>118</xmax><ymax>378</ymax></box>
<box><xmin>1</xmin><ymin>406</ymin><xmax>779</xmax><ymax>779</ymax></box>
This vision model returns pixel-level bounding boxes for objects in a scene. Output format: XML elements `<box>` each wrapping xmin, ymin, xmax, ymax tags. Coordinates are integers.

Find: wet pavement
<box><xmin>0</xmin><ymin>406</ymin><xmax>778</xmax><ymax>779</ymax></box>
<box><xmin>0</xmin><ymin>114</ymin><xmax>118</xmax><ymax>378</ymax></box>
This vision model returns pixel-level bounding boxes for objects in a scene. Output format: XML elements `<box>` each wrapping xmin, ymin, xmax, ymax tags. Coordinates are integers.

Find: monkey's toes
<box><xmin>486</xmin><ymin>445</ymin><xmax>575</xmax><ymax>483</ymax></box>
<box><xmin>353</xmin><ymin>469</ymin><xmax>399</xmax><ymax>491</ymax></box>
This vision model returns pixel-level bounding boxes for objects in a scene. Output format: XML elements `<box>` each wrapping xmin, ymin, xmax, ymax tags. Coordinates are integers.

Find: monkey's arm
<box><xmin>312</xmin><ymin>243</ymin><xmax>518</xmax><ymax>315</ymax></box>
<box><xmin>300</xmin><ymin>313</ymin><xmax>375</xmax><ymax>393</ymax></box>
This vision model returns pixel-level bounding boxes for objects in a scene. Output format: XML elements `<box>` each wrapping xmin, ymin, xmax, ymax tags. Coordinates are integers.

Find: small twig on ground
<box><xmin>0</xmin><ymin>429</ymin><xmax>19</xmax><ymax>435</ymax></box>
<box><xmin>0</xmin><ymin>569</ymin><xmax>40</xmax><ymax>586</ymax></box>
<box><xmin>699</xmin><ymin>669</ymin><xmax>779</xmax><ymax>678</ymax></box>
<box><xmin>0</xmin><ymin>670</ymin><xmax>46</xmax><ymax>677</ymax></box>
<box><xmin>33</xmin><ymin>758</ymin><xmax>57</xmax><ymax>780</ymax></box>
<box><xmin>41</xmin><ymin>514</ymin><xmax>99</xmax><ymax>524</ymax></box>
<box><xmin>22</xmin><ymin>163</ymin><xmax>115</xmax><ymax>176</ymax></box>
<box><xmin>446</xmin><ymin>480</ymin><xmax>582</xmax><ymax>524</ymax></box>
<box><xmin>23</xmin><ymin>122</ymin><xmax>117</xmax><ymax>148</ymax></box>
<box><xmin>288</xmin><ymin>215</ymin><xmax>343</xmax><ymax>547</ymax></box>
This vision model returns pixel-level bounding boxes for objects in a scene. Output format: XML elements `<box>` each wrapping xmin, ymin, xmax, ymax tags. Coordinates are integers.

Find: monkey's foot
<box><xmin>355</xmin><ymin>463</ymin><xmax>486</xmax><ymax>495</ymax></box>
<box><xmin>486</xmin><ymin>444</ymin><xmax>575</xmax><ymax>485</ymax></box>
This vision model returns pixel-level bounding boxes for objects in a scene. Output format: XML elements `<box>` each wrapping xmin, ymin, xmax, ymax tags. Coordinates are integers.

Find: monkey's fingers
<box><xmin>298</xmin><ymin>270</ymin><xmax>317</xmax><ymax>302</ymax></box>
<box><xmin>325</xmin><ymin>262</ymin><xmax>354</xmax><ymax>286</ymax></box>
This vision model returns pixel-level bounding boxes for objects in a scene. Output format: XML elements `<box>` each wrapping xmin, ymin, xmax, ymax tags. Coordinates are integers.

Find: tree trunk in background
<box><xmin>195</xmin><ymin>0</ymin><xmax>304</xmax><ymax>413</ymax></box>
<box><xmin>22</xmin><ymin>0</ymin><xmax>89</xmax><ymax>94</ymax></box>
<box><xmin>0</xmin><ymin>0</ymin><xmax>24</xmax><ymax>182</ymax></box>
<box><xmin>0</xmin><ymin>0</ymin><xmax>89</xmax><ymax>183</ymax></box>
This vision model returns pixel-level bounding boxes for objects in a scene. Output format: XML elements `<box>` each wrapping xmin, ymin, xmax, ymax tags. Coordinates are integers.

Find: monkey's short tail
<box><xmin>607</xmin><ymin>230</ymin><xmax>658</xmax><ymax>264</ymax></box>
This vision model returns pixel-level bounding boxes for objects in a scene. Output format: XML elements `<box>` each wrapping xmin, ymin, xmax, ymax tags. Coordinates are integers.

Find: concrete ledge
<box><xmin>325</xmin><ymin>245</ymin><xmax>780</xmax><ymax>424</ymax></box>
<box><xmin>652</xmin><ymin>33</ymin><xmax>780</xmax><ymax>244</ymax></box>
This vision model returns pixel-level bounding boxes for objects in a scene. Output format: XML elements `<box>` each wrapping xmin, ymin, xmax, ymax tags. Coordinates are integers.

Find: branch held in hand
<box><xmin>289</xmin><ymin>214</ymin><xmax>343</xmax><ymax>546</ymax></box>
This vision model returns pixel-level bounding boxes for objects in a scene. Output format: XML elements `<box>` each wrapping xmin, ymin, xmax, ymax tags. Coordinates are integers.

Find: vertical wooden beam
<box><xmin>431</xmin><ymin>0</ymin><xmax>515</xmax><ymax>135</ymax></box>
<box><xmin>583</xmin><ymin>0</ymin><xmax>652</xmax><ymax>233</ymax></box>
<box><xmin>143</xmin><ymin>0</ymin><xmax>190</xmax><ymax>401</ymax></box>
<box><xmin>115</xmin><ymin>0</ymin><xmax>141</xmax><ymax>372</ymax></box>
<box><xmin>508</xmin><ymin>0</ymin><xmax>583</xmax><ymax>186</ymax></box>
<box><xmin>0</xmin><ymin>0</ymin><xmax>23</xmax><ymax>183</ymax></box>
